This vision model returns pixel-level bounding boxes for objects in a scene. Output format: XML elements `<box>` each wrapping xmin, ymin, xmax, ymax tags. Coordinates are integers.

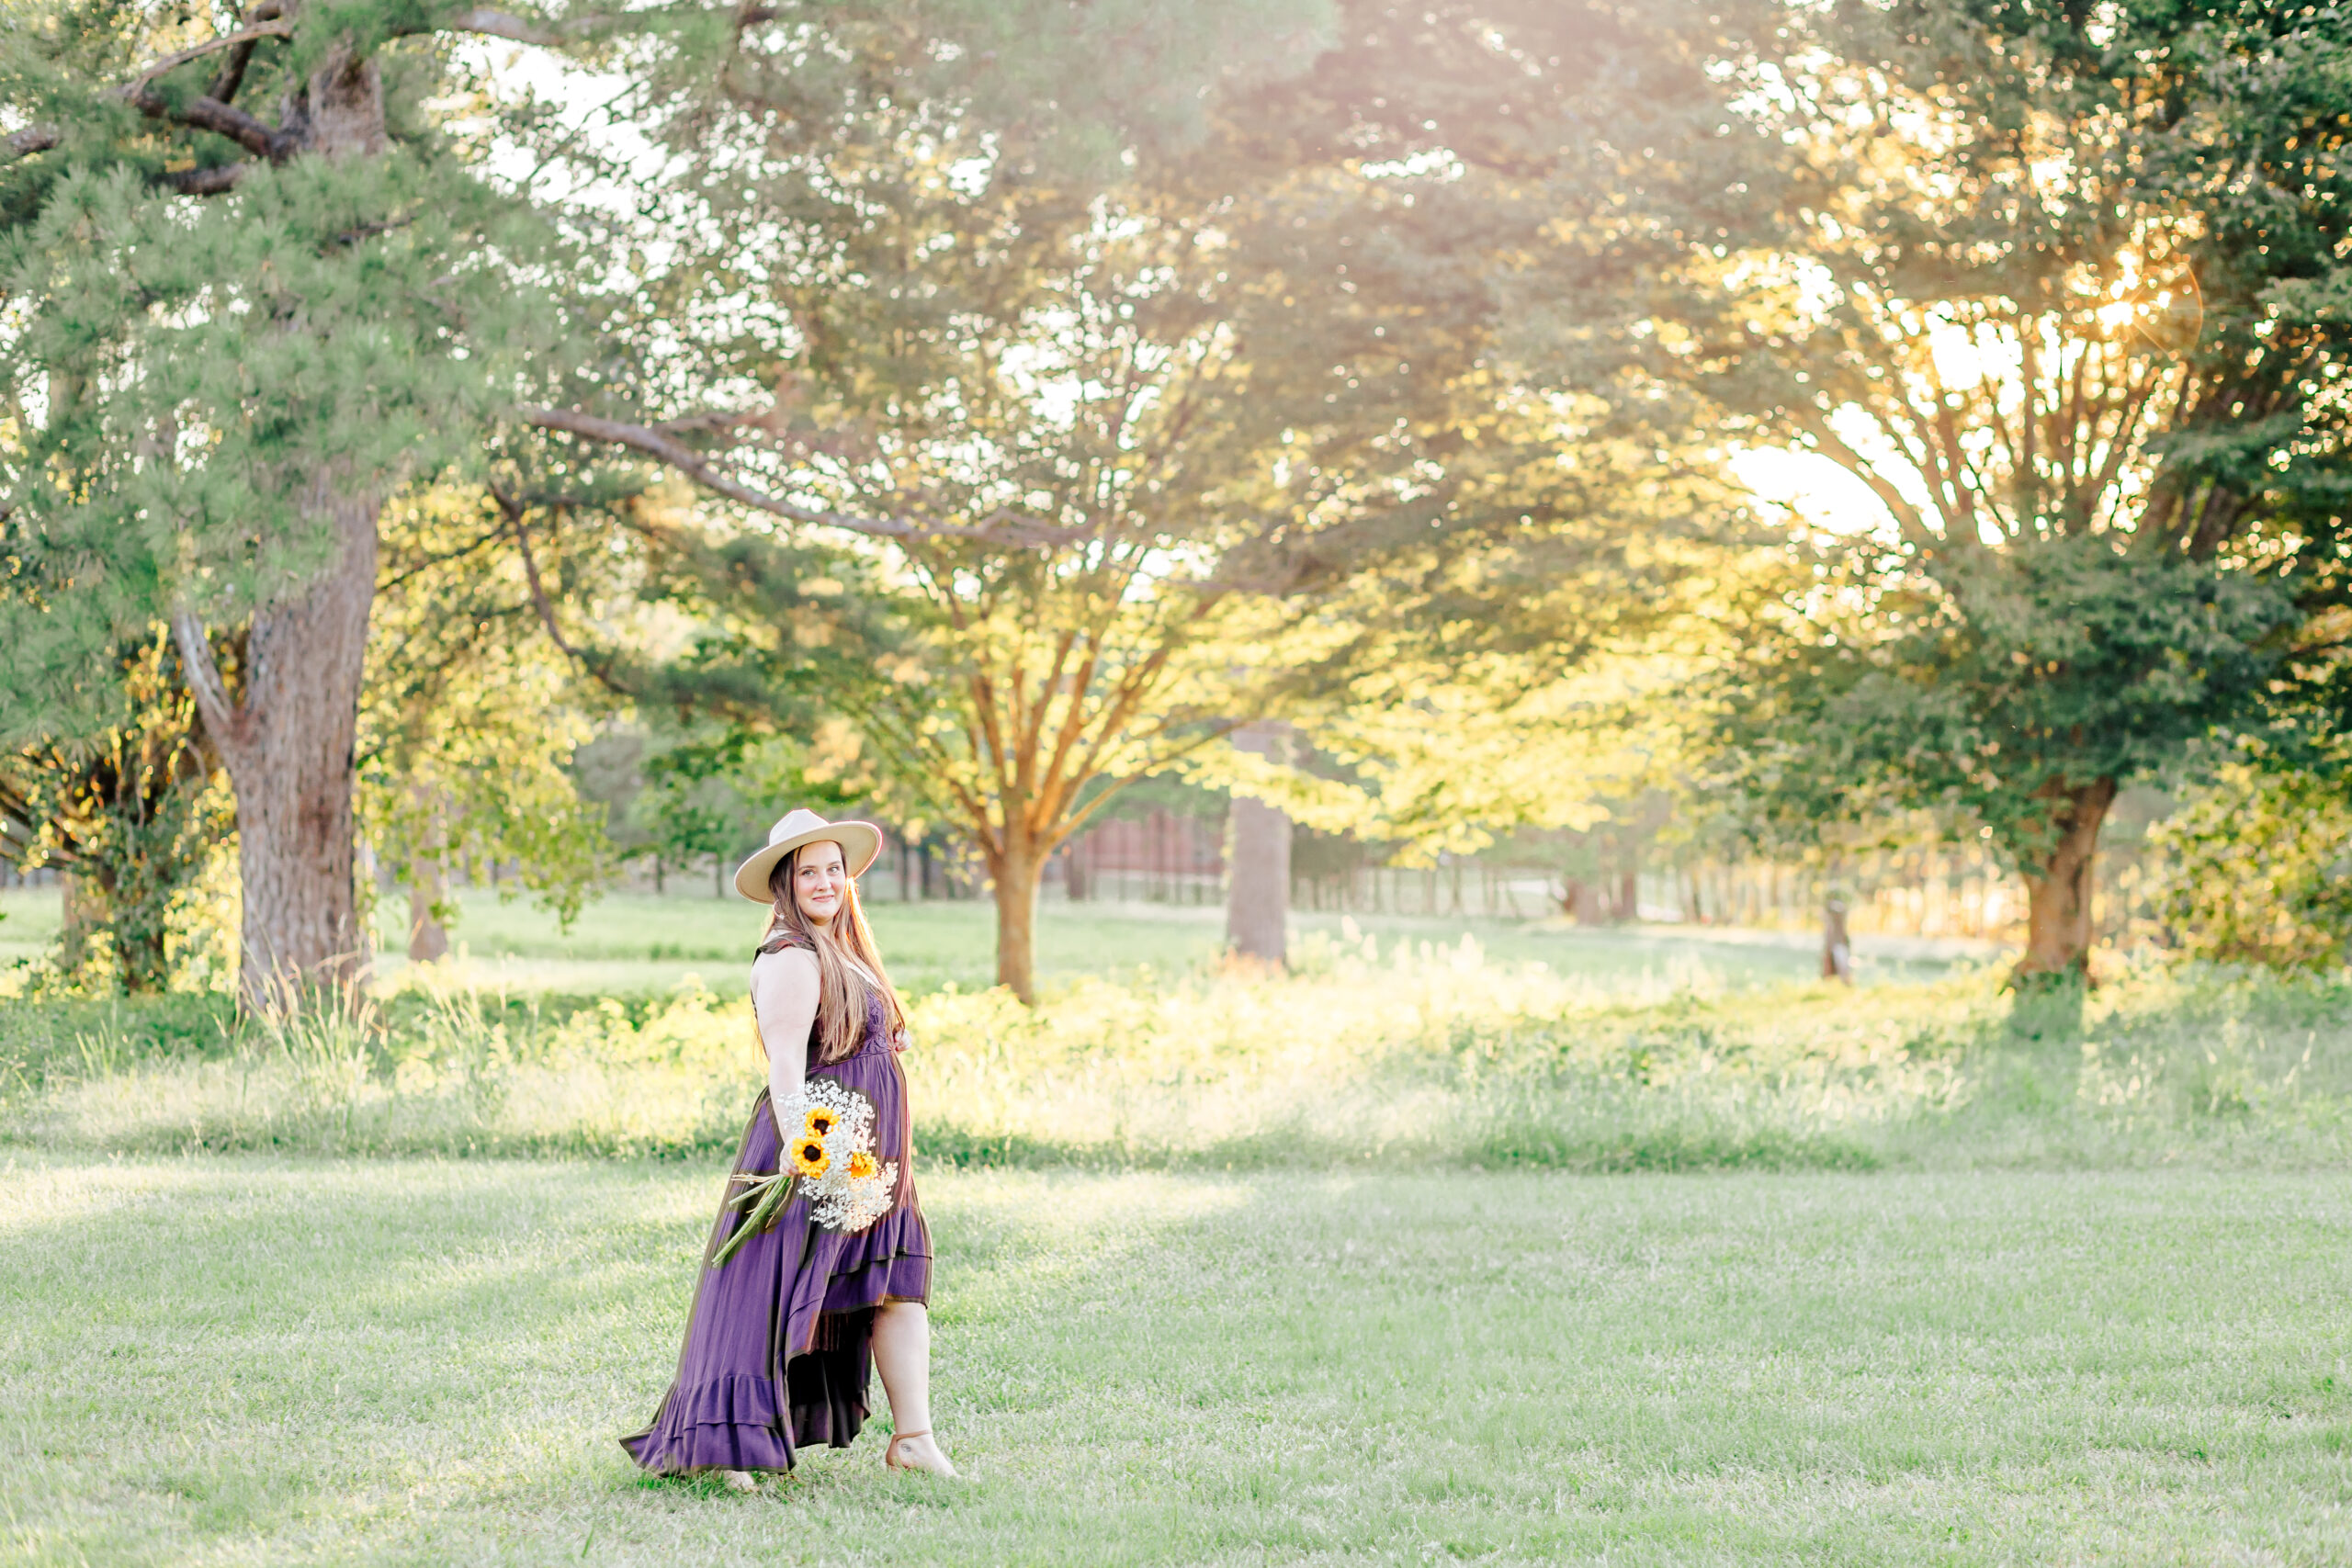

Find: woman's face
<box><xmin>792</xmin><ymin>840</ymin><xmax>849</xmax><ymax>926</ymax></box>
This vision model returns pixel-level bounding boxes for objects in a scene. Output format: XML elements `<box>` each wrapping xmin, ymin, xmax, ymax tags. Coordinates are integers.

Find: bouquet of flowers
<box><xmin>710</xmin><ymin>1078</ymin><xmax>898</xmax><ymax>1268</ymax></box>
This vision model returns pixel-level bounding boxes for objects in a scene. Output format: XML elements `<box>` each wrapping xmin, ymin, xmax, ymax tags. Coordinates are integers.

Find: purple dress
<box><xmin>621</xmin><ymin>936</ymin><xmax>931</xmax><ymax>1474</ymax></box>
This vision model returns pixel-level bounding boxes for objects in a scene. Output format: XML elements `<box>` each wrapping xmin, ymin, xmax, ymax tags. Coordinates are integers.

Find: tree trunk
<box><xmin>406</xmin><ymin>880</ymin><xmax>448</xmax><ymax>964</ymax></box>
<box><xmin>175</xmin><ymin>483</ymin><xmax>380</xmax><ymax>1007</ymax></box>
<box><xmin>993</xmin><ymin>840</ymin><xmax>1043</xmax><ymax>1003</ymax></box>
<box><xmin>1617</xmin><ymin>868</ymin><xmax>1639</xmax><ymax>923</ymax></box>
<box><xmin>161</xmin><ymin>47</ymin><xmax>390</xmax><ymax>1010</ymax></box>
<box><xmin>406</xmin><ymin>785</ymin><xmax>449</xmax><ymax>964</ymax></box>
<box><xmin>1821</xmin><ymin>897</ymin><xmax>1852</xmax><ymax>984</ymax></box>
<box><xmin>2014</xmin><ymin>776</ymin><xmax>2118</xmax><ymax>983</ymax></box>
<box><xmin>1227</xmin><ymin>795</ymin><xmax>1293</xmax><ymax>966</ymax></box>
<box><xmin>56</xmin><ymin>870</ymin><xmax>96</xmax><ymax>972</ymax></box>
<box><xmin>1225</xmin><ymin>723</ymin><xmax>1294</xmax><ymax>966</ymax></box>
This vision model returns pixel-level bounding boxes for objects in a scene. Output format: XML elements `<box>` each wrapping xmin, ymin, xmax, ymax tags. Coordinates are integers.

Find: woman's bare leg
<box><xmin>871</xmin><ymin>1302</ymin><xmax>956</xmax><ymax>1475</ymax></box>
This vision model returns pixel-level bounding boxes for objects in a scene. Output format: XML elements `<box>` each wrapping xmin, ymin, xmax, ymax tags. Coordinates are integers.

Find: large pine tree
<box><xmin>0</xmin><ymin>0</ymin><xmax>1313</xmax><ymax>1003</ymax></box>
<box><xmin>0</xmin><ymin>0</ymin><xmax>589</xmax><ymax>999</ymax></box>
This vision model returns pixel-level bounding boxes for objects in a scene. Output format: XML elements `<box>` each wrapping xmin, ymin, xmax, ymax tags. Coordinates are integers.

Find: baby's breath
<box><xmin>780</xmin><ymin>1079</ymin><xmax>897</xmax><ymax>1234</ymax></box>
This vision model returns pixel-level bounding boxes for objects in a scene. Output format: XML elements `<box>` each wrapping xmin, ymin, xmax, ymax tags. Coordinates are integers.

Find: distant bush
<box><xmin>2144</xmin><ymin>761</ymin><xmax>2352</xmax><ymax>971</ymax></box>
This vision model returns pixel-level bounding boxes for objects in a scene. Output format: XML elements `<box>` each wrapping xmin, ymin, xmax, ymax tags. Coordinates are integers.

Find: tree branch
<box><xmin>130</xmin><ymin>21</ymin><xmax>294</xmax><ymax>88</ymax></box>
<box><xmin>491</xmin><ymin>486</ymin><xmax>633</xmax><ymax>697</ymax></box>
<box><xmin>169</xmin><ymin>609</ymin><xmax>252</xmax><ymax>761</ymax></box>
<box><xmin>443</xmin><ymin>8</ymin><xmax>600</xmax><ymax>46</ymax></box>
<box><xmin>379</xmin><ymin>523</ymin><xmax>509</xmax><ymax>591</ymax></box>
<box><xmin>3</xmin><ymin>125</ymin><xmax>61</xmax><ymax>162</ymax></box>
<box><xmin>0</xmin><ymin>13</ymin><xmax>294</xmax><ymax>167</ymax></box>
<box><xmin>1049</xmin><ymin>718</ymin><xmax>1246</xmax><ymax>849</ymax></box>
<box><xmin>209</xmin><ymin>39</ymin><xmax>258</xmax><ymax>105</ymax></box>
<box><xmin>159</xmin><ymin>163</ymin><xmax>249</xmax><ymax>195</ymax></box>
<box><xmin>519</xmin><ymin>405</ymin><xmax>923</xmax><ymax>538</ymax></box>
<box><xmin>517</xmin><ymin>404</ymin><xmax>1081</xmax><ymax>547</ymax></box>
<box><xmin>130</xmin><ymin>85</ymin><xmax>298</xmax><ymax>161</ymax></box>
<box><xmin>208</xmin><ymin>3</ymin><xmax>288</xmax><ymax>103</ymax></box>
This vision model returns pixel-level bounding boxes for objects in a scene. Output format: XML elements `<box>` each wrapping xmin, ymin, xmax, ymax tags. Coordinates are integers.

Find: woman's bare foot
<box><xmin>884</xmin><ymin>1430</ymin><xmax>958</xmax><ymax>1477</ymax></box>
<box><xmin>716</xmin><ymin>1467</ymin><xmax>763</xmax><ymax>1494</ymax></box>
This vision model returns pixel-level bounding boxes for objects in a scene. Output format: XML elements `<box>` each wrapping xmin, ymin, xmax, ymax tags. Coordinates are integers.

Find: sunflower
<box><xmin>847</xmin><ymin>1151</ymin><xmax>877</xmax><ymax>1180</ymax></box>
<box><xmin>803</xmin><ymin>1106</ymin><xmax>840</xmax><ymax>1138</ymax></box>
<box><xmin>789</xmin><ymin>1138</ymin><xmax>831</xmax><ymax>1178</ymax></box>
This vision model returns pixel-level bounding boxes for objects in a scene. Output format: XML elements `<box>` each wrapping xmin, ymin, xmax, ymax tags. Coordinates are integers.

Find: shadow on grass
<box><xmin>1472</xmin><ymin>1120</ymin><xmax>1883</xmax><ymax>1173</ymax></box>
<box><xmin>919</xmin><ymin>1115</ymin><xmax>1886</xmax><ymax>1174</ymax></box>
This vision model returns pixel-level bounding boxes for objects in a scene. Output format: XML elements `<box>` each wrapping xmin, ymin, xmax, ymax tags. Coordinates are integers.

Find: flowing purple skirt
<box><xmin>621</xmin><ymin>1039</ymin><xmax>930</xmax><ymax>1474</ymax></box>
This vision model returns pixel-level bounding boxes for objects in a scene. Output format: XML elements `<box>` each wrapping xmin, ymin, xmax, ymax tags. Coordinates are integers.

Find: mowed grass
<box><xmin>353</xmin><ymin>888</ymin><xmax>1965</xmax><ymax>997</ymax></box>
<box><xmin>4</xmin><ymin>883</ymin><xmax>1969</xmax><ymax>999</ymax></box>
<box><xmin>4</xmin><ymin>1156</ymin><xmax>2349</xmax><ymax>1565</ymax></box>
<box><xmin>0</xmin><ymin>887</ymin><xmax>61</xmax><ymax>969</ymax></box>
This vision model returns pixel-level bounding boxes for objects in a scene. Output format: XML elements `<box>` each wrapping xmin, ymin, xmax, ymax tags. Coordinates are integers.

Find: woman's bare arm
<box><xmin>750</xmin><ymin>948</ymin><xmax>819</xmax><ymax>1109</ymax></box>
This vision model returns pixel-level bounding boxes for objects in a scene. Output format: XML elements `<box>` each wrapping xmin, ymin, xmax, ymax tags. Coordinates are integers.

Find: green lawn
<box><xmin>355</xmin><ymin>888</ymin><xmax>1966</xmax><ymax>997</ymax></box>
<box><xmin>5</xmin><ymin>1156</ymin><xmax>2347</xmax><ymax>1564</ymax></box>
<box><xmin>2</xmin><ymin>884</ymin><xmax>1978</xmax><ymax>998</ymax></box>
<box><xmin>0</xmin><ymin>886</ymin><xmax>61</xmax><ymax>968</ymax></box>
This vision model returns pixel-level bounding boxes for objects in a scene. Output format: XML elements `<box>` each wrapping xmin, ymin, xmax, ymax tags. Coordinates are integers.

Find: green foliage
<box><xmin>625</xmin><ymin>728</ymin><xmax>854</xmax><ymax>886</ymax></box>
<box><xmin>1520</xmin><ymin>0</ymin><xmax>2351</xmax><ymax>900</ymax></box>
<box><xmin>2147</xmin><ymin>759</ymin><xmax>2352</xmax><ymax>971</ymax></box>
<box><xmin>0</xmin><ymin>146</ymin><xmax>564</xmax><ymax>622</ymax></box>
<box><xmin>592</xmin><ymin>0</ymin><xmax>1714</xmax><ymax>1002</ymax></box>
<box><xmin>0</xmin><ymin>630</ymin><xmax>233</xmax><ymax>991</ymax></box>
<box><xmin>0</xmin><ymin>0</ymin><xmax>603</xmax><ymax>992</ymax></box>
<box><xmin>361</xmin><ymin>489</ymin><xmax>614</xmax><ymax>931</ymax></box>
<box><xmin>1732</xmin><ymin>535</ymin><xmax>2292</xmax><ymax>867</ymax></box>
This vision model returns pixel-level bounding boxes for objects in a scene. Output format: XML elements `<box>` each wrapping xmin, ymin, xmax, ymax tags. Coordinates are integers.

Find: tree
<box><xmin>615</xmin><ymin>164</ymin><xmax>1668</xmax><ymax>998</ymax></box>
<box><xmin>2145</xmin><ymin>751</ymin><xmax>2352</xmax><ymax>973</ymax></box>
<box><xmin>579</xmin><ymin>0</ymin><xmax>1747</xmax><ymax>1000</ymax></box>
<box><xmin>1225</xmin><ymin>724</ymin><xmax>1294</xmax><ymax>965</ymax></box>
<box><xmin>625</xmin><ymin>728</ymin><xmax>858</xmax><ymax>898</ymax></box>
<box><xmin>362</xmin><ymin>487</ymin><xmax>613</xmax><ymax>960</ymax></box>
<box><xmin>0</xmin><ymin>0</ymin><xmax>1288</xmax><ymax>1004</ymax></box>
<box><xmin>0</xmin><ymin>630</ymin><xmax>232</xmax><ymax>989</ymax></box>
<box><xmin>0</xmin><ymin>0</ymin><xmax>604</xmax><ymax>1000</ymax></box>
<box><xmin>1555</xmin><ymin>0</ymin><xmax>2352</xmax><ymax>978</ymax></box>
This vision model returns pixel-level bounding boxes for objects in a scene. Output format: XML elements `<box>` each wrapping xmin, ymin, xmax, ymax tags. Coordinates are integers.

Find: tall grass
<box><xmin>2</xmin><ymin>983</ymin><xmax>755</xmax><ymax>1156</ymax></box>
<box><xmin>4</xmin><ymin>928</ymin><xmax>2348</xmax><ymax>1168</ymax></box>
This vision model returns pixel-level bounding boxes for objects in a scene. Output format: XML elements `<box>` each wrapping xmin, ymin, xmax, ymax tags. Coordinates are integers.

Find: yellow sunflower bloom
<box><xmin>847</xmin><ymin>1151</ymin><xmax>877</xmax><ymax>1180</ymax></box>
<box><xmin>803</xmin><ymin>1107</ymin><xmax>839</xmax><ymax>1137</ymax></box>
<box><xmin>790</xmin><ymin>1139</ymin><xmax>831</xmax><ymax>1178</ymax></box>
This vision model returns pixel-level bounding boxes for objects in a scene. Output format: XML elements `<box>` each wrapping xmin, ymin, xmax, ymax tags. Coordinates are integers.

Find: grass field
<box><xmin>0</xmin><ymin>885</ymin><xmax>1979</xmax><ymax>998</ymax></box>
<box><xmin>5</xmin><ymin>894</ymin><xmax>2348</xmax><ymax>1170</ymax></box>
<box><xmin>6</xmin><ymin>888</ymin><xmax>2350</xmax><ymax>1561</ymax></box>
<box><xmin>3</xmin><ymin>1156</ymin><xmax>2347</xmax><ymax>1565</ymax></box>
<box><xmin>411</xmin><ymin>888</ymin><xmax>1974</xmax><ymax>995</ymax></box>
<box><xmin>0</xmin><ymin>887</ymin><xmax>60</xmax><ymax>970</ymax></box>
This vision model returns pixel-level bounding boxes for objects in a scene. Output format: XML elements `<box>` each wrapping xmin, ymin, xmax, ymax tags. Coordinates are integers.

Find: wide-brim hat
<box><xmin>732</xmin><ymin>809</ymin><xmax>884</xmax><ymax>903</ymax></box>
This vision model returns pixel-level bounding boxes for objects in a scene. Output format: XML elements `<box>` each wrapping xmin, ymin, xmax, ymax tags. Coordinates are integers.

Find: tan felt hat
<box><xmin>732</xmin><ymin>808</ymin><xmax>884</xmax><ymax>903</ymax></box>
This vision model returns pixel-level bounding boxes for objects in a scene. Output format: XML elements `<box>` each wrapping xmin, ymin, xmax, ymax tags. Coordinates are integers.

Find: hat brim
<box><xmin>732</xmin><ymin>821</ymin><xmax>884</xmax><ymax>904</ymax></box>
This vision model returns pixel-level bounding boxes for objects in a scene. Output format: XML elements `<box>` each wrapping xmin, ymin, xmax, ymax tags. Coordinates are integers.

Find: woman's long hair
<box><xmin>766</xmin><ymin>842</ymin><xmax>909</xmax><ymax>1064</ymax></box>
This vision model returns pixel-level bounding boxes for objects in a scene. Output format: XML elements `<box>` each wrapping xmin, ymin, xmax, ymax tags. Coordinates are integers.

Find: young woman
<box><xmin>622</xmin><ymin>809</ymin><xmax>956</xmax><ymax>1483</ymax></box>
